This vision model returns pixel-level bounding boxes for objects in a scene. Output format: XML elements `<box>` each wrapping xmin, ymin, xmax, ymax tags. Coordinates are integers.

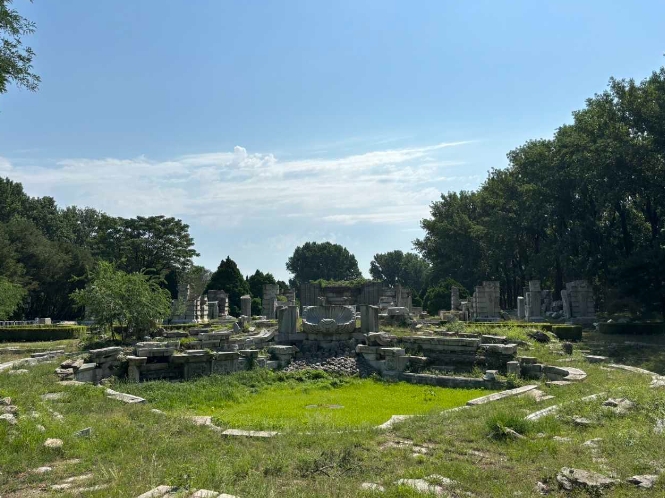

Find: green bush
<box><xmin>552</xmin><ymin>325</ymin><xmax>583</xmax><ymax>341</ymax></box>
<box><xmin>0</xmin><ymin>326</ymin><xmax>85</xmax><ymax>342</ymax></box>
<box><xmin>475</xmin><ymin>322</ymin><xmax>553</xmax><ymax>332</ymax></box>
<box><xmin>598</xmin><ymin>322</ymin><xmax>665</xmax><ymax>335</ymax></box>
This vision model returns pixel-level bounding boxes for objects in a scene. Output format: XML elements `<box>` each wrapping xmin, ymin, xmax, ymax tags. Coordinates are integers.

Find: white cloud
<box><xmin>0</xmin><ymin>140</ymin><xmax>474</xmax><ymax>226</ymax></box>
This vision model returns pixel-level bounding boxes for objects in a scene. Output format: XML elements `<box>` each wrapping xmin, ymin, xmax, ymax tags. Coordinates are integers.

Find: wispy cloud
<box><xmin>1</xmin><ymin>140</ymin><xmax>474</xmax><ymax>226</ymax></box>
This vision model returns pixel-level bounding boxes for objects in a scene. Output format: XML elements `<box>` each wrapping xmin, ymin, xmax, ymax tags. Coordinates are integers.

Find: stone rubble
<box><xmin>282</xmin><ymin>352</ymin><xmax>375</xmax><ymax>377</ymax></box>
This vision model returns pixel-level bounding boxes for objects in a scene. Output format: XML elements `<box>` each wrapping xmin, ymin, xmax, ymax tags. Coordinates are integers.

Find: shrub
<box><xmin>423</xmin><ymin>278</ymin><xmax>468</xmax><ymax>315</ymax></box>
<box><xmin>598</xmin><ymin>322</ymin><xmax>665</xmax><ymax>335</ymax></box>
<box><xmin>0</xmin><ymin>326</ymin><xmax>86</xmax><ymax>342</ymax></box>
<box><xmin>552</xmin><ymin>325</ymin><xmax>583</xmax><ymax>341</ymax></box>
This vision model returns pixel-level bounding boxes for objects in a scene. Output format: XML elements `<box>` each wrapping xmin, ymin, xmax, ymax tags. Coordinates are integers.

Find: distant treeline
<box><xmin>416</xmin><ymin>68</ymin><xmax>665</xmax><ymax>317</ymax></box>
<box><xmin>0</xmin><ymin>178</ymin><xmax>198</xmax><ymax>319</ymax></box>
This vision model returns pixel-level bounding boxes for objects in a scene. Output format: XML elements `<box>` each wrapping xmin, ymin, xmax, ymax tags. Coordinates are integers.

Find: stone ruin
<box><xmin>300</xmin><ymin>281</ymin><xmax>412</xmax><ymax>312</ymax></box>
<box><xmin>171</xmin><ymin>284</ymin><xmax>209</xmax><ymax>324</ymax></box>
<box><xmin>56</xmin><ymin>289</ymin><xmax>590</xmax><ymax>395</ymax></box>
<box><xmin>561</xmin><ymin>280</ymin><xmax>596</xmax><ymax>324</ymax></box>
<box><xmin>470</xmin><ymin>281</ymin><xmax>500</xmax><ymax>321</ymax></box>
<box><xmin>207</xmin><ymin>290</ymin><xmax>229</xmax><ymax>318</ymax></box>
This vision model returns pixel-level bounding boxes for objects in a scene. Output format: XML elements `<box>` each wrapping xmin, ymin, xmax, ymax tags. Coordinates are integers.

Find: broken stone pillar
<box><xmin>472</xmin><ymin>281</ymin><xmax>500</xmax><ymax>321</ymax></box>
<box><xmin>262</xmin><ymin>284</ymin><xmax>279</xmax><ymax>319</ymax></box>
<box><xmin>517</xmin><ymin>296</ymin><xmax>525</xmax><ymax>319</ymax></box>
<box><xmin>564</xmin><ymin>280</ymin><xmax>596</xmax><ymax>323</ymax></box>
<box><xmin>284</xmin><ymin>288</ymin><xmax>296</xmax><ymax>305</ymax></box>
<box><xmin>526</xmin><ymin>280</ymin><xmax>542</xmax><ymax>322</ymax></box>
<box><xmin>240</xmin><ymin>295</ymin><xmax>252</xmax><ymax>320</ymax></box>
<box><xmin>451</xmin><ymin>286</ymin><xmax>461</xmax><ymax>311</ymax></box>
<box><xmin>207</xmin><ymin>302</ymin><xmax>219</xmax><ymax>320</ymax></box>
<box><xmin>277</xmin><ymin>305</ymin><xmax>299</xmax><ymax>339</ymax></box>
<box><xmin>359</xmin><ymin>305</ymin><xmax>379</xmax><ymax>333</ymax></box>
<box><xmin>561</xmin><ymin>289</ymin><xmax>572</xmax><ymax>319</ymax></box>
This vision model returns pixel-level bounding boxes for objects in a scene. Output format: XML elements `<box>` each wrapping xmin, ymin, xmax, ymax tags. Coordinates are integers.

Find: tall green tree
<box><xmin>0</xmin><ymin>276</ymin><xmax>25</xmax><ymax>319</ymax></box>
<box><xmin>0</xmin><ymin>0</ymin><xmax>40</xmax><ymax>96</ymax></box>
<box><xmin>417</xmin><ymin>67</ymin><xmax>665</xmax><ymax>317</ymax></box>
<box><xmin>369</xmin><ymin>250</ymin><xmax>430</xmax><ymax>293</ymax></box>
<box><xmin>286</xmin><ymin>242</ymin><xmax>362</xmax><ymax>288</ymax></box>
<box><xmin>246</xmin><ymin>269</ymin><xmax>276</xmax><ymax>299</ymax></box>
<box><xmin>205</xmin><ymin>256</ymin><xmax>250</xmax><ymax>316</ymax></box>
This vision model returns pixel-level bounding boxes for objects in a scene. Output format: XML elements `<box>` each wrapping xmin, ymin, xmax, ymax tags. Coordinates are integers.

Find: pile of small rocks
<box><xmin>282</xmin><ymin>352</ymin><xmax>375</xmax><ymax>377</ymax></box>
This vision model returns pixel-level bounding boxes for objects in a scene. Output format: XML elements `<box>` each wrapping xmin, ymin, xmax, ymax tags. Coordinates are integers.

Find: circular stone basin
<box><xmin>302</xmin><ymin>305</ymin><xmax>356</xmax><ymax>335</ymax></box>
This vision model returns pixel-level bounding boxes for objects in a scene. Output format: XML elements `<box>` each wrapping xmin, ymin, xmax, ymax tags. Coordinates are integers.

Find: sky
<box><xmin>1</xmin><ymin>1</ymin><xmax>664</xmax><ymax>281</ymax></box>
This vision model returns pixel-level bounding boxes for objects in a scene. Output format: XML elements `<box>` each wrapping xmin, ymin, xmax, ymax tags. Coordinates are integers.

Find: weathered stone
<box><xmin>240</xmin><ymin>294</ymin><xmax>252</xmax><ymax>320</ymax></box>
<box><xmin>74</xmin><ymin>427</ymin><xmax>92</xmax><ymax>437</ymax></box>
<box><xmin>44</xmin><ymin>438</ymin><xmax>63</xmax><ymax>449</ymax></box>
<box><xmin>626</xmin><ymin>475</ymin><xmax>658</xmax><ymax>489</ymax></box>
<box><xmin>33</xmin><ymin>466</ymin><xmax>52</xmax><ymax>473</ymax></box>
<box><xmin>105</xmin><ymin>388</ymin><xmax>146</xmax><ymax>404</ymax></box>
<box><xmin>585</xmin><ymin>355</ymin><xmax>608</xmax><ymax>363</ymax></box>
<box><xmin>359</xmin><ymin>304</ymin><xmax>379</xmax><ymax>333</ymax></box>
<box><xmin>221</xmin><ymin>428</ymin><xmax>279</xmax><ymax>438</ymax></box>
<box><xmin>136</xmin><ymin>485</ymin><xmax>177</xmax><ymax>498</ymax></box>
<box><xmin>41</xmin><ymin>392</ymin><xmax>66</xmax><ymax>401</ymax></box>
<box><xmin>467</xmin><ymin>384</ymin><xmax>538</xmax><ymax>406</ymax></box>
<box><xmin>556</xmin><ymin>468</ymin><xmax>618</xmax><ymax>491</ymax></box>
<box><xmin>0</xmin><ymin>413</ymin><xmax>17</xmax><ymax>425</ymax></box>
<box><xmin>602</xmin><ymin>397</ymin><xmax>635</xmax><ymax>415</ymax></box>
<box><xmin>360</xmin><ymin>482</ymin><xmax>385</xmax><ymax>492</ymax></box>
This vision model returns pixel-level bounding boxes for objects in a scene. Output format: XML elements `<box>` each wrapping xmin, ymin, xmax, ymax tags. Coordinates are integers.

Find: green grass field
<box><xmin>2</xmin><ymin>328</ymin><xmax>665</xmax><ymax>496</ymax></box>
<box><xmin>118</xmin><ymin>372</ymin><xmax>490</xmax><ymax>429</ymax></box>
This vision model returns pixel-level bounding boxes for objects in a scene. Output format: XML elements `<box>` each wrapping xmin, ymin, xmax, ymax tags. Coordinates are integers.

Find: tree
<box><xmin>370</xmin><ymin>250</ymin><xmax>430</xmax><ymax>293</ymax></box>
<box><xmin>205</xmin><ymin>256</ymin><xmax>250</xmax><ymax>316</ymax></box>
<box><xmin>71</xmin><ymin>261</ymin><xmax>172</xmax><ymax>340</ymax></box>
<box><xmin>369</xmin><ymin>251</ymin><xmax>404</xmax><ymax>285</ymax></box>
<box><xmin>0</xmin><ymin>276</ymin><xmax>25</xmax><ymax>319</ymax></box>
<box><xmin>246</xmin><ymin>269</ymin><xmax>276</xmax><ymax>299</ymax></box>
<box><xmin>0</xmin><ymin>0</ymin><xmax>40</xmax><ymax>96</ymax></box>
<box><xmin>416</xmin><ymin>67</ymin><xmax>665</xmax><ymax>317</ymax></box>
<box><xmin>286</xmin><ymin>242</ymin><xmax>362</xmax><ymax>288</ymax></box>
<box><xmin>93</xmin><ymin>215</ymin><xmax>199</xmax><ymax>280</ymax></box>
<box><xmin>180</xmin><ymin>265</ymin><xmax>211</xmax><ymax>298</ymax></box>
<box><xmin>422</xmin><ymin>278</ymin><xmax>468</xmax><ymax>316</ymax></box>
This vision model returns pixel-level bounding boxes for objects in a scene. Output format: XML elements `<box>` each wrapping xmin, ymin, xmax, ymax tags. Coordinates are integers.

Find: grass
<box><xmin>117</xmin><ymin>371</ymin><xmax>489</xmax><ymax>430</ymax></box>
<box><xmin>2</xmin><ymin>325</ymin><xmax>665</xmax><ymax>496</ymax></box>
<box><xmin>0</xmin><ymin>338</ymin><xmax>81</xmax><ymax>363</ymax></box>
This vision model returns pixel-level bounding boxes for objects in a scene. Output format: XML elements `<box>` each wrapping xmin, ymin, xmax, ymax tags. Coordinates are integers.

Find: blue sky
<box><xmin>1</xmin><ymin>1</ymin><xmax>663</xmax><ymax>280</ymax></box>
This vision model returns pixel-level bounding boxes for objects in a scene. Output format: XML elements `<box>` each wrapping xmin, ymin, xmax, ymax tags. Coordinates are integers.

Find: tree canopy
<box><xmin>286</xmin><ymin>242</ymin><xmax>362</xmax><ymax>288</ymax></box>
<box><xmin>247</xmin><ymin>269</ymin><xmax>276</xmax><ymax>299</ymax></box>
<box><xmin>0</xmin><ymin>177</ymin><xmax>199</xmax><ymax>320</ymax></box>
<box><xmin>369</xmin><ymin>250</ymin><xmax>430</xmax><ymax>293</ymax></box>
<box><xmin>416</xmin><ymin>68</ymin><xmax>665</xmax><ymax>317</ymax></box>
<box><xmin>205</xmin><ymin>256</ymin><xmax>250</xmax><ymax>316</ymax></box>
<box><xmin>0</xmin><ymin>0</ymin><xmax>40</xmax><ymax>96</ymax></box>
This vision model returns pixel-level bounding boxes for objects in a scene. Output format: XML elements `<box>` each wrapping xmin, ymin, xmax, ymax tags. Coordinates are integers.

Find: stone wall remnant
<box><xmin>471</xmin><ymin>281</ymin><xmax>500</xmax><ymax>321</ymax></box>
<box><xmin>359</xmin><ymin>304</ymin><xmax>379</xmax><ymax>333</ymax></box>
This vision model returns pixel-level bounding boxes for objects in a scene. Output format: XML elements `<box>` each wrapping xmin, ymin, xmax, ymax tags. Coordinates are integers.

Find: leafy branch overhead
<box><xmin>0</xmin><ymin>0</ymin><xmax>40</xmax><ymax>94</ymax></box>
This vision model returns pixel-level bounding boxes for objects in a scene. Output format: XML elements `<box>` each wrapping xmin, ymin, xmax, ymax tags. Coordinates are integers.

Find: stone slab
<box><xmin>105</xmin><ymin>389</ymin><xmax>146</xmax><ymax>404</ymax></box>
<box><xmin>466</xmin><ymin>384</ymin><xmax>538</xmax><ymax>406</ymax></box>
<box><xmin>221</xmin><ymin>428</ymin><xmax>279</xmax><ymax>438</ymax></box>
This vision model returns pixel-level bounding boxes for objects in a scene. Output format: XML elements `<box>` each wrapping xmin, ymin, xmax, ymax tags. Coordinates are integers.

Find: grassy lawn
<box><xmin>2</xmin><ymin>328</ymin><xmax>665</xmax><ymax>497</ymax></box>
<box><xmin>117</xmin><ymin>372</ymin><xmax>490</xmax><ymax>430</ymax></box>
<box><xmin>0</xmin><ymin>339</ymin><xmax>81</xmax><ymax>363</ymax></box>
